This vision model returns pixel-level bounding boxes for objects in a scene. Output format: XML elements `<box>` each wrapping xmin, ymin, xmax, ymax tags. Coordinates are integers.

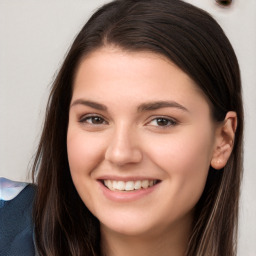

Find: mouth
<box><xmin>101</xmin><ymin>179</ymin><xmax>160</xmax><ymax>192</ymax></box>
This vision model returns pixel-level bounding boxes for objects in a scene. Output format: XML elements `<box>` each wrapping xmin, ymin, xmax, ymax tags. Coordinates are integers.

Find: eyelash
<box><xmin>79</xmin><ymin>115</ymin><xmax>108</xmax><ymax>125</ymax></box>
<box><xmin>79</xmin><ymin>114</ymin><xmax>177</xmax><ymax>128</ymax></box>
<box><xmin>146</xmin><ymin>116</ymin><xmax>178</xmax><ymax>128</ymax></box>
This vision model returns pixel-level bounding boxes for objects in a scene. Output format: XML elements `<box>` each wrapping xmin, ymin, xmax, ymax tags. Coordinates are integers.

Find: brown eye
<box><xmin>148</xmin><ymin>117</ymin><xmax>177</xmax><ymax>127</ymax></box>
<box><xmin>80</xmin><ymin>115</ymin><xmax>107</xmax><ymax>125</ymax></box>
<box><xmin>216</xmin><ymin>0</ymin><xmax>232</xmax><ymax>7</ymax></box>
<box><xmin>156</xmin><ymin>118</ymin><xmax>171</xmax><ymax>126</ymax></box>
<box><xmin>90</xmin><ymin>117</ymin><xmax>105</xmax><ymax>124</ymax></box>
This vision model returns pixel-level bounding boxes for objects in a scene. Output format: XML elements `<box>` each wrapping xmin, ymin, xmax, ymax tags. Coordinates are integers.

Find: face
<box><xmin>67</xmin><ymin>47</ymin><xmax>218</xmax><ymax>239</ymax></box>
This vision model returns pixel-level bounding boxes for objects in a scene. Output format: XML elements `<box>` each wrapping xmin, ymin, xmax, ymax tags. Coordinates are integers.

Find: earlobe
<box><xmin>211</xmin><ymin>111</ymin><xmax>237</xmax><ymax>170</ymax></box>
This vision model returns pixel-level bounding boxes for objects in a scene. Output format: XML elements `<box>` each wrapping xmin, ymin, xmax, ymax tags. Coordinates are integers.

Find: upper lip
<box><xmin>97</xmin><ymin>175</ymin><xmax>160</xmax><ymax>182</ymax></box>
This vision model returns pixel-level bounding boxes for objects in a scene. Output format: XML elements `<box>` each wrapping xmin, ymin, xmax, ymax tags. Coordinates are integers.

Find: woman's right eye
<box><xmin>79</xmin><ymin>115</ymin><xmax>108</xmax><ymax>125</ymax></box>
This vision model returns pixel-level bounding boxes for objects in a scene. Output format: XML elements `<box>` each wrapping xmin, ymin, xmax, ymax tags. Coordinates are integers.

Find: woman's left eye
<box><xmin>147</xmin><ymin>117</ymin><xmax>177</xmax><ymax>127</ymax></box>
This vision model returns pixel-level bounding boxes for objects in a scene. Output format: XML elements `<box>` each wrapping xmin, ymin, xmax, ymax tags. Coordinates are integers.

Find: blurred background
<box><xmin>0</xmin><ymin>0</ymin><xmax>255</xmax><ymax>254</ymax></box>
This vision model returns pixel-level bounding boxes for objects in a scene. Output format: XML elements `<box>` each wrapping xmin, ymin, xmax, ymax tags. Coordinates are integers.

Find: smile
<box><xmin>103</xmin><ymin>180</ymin><xmax>158</xmax><ymax>191</ymax></box>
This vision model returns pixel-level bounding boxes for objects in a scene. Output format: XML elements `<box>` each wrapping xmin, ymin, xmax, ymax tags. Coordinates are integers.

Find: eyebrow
<box><xmin>70</xmin><ymin>99</ymin><xmax>107</xmax><ymax>111</ymax></box>
<box><xmin>70</xmin><ymin>99</ymin><xmax>189</xmax><ymax>112</ymax></box>
<box><xmin>137</xmin><ymin>101</ymin><xmax>189</xmax><ymax>112</ymax></box>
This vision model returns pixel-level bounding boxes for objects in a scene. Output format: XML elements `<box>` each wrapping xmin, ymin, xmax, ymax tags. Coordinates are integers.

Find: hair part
<box><xmin>33</xmin><ymin>0</ymin><xmax>243</xmax><ymax>255</ymax></box>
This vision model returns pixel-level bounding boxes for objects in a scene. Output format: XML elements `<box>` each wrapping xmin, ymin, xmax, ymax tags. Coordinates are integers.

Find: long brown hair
<box><xmin>32</xmin><ymin>0</ymin><xmax>243</xmax><ymax>255</ymax></box>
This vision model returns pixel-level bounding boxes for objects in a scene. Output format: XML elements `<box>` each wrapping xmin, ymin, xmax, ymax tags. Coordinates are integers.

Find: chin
<box><xmin>98</xmin><ymin>210</ymin><xmax>168</xmax><ymax>238</ymax></box>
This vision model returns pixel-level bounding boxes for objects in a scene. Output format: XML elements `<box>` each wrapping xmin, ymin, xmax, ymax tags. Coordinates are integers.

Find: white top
<box><xmin>0</xmin><ymin>177</ymin><xmax>28</xmax><ymax>201</ymax></box>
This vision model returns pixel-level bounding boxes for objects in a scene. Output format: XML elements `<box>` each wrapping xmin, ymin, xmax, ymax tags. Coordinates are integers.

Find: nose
<box><xmin>105</xmin><ymin>124</ymin><xmax>143</xmax><ymax>166</ymax></box>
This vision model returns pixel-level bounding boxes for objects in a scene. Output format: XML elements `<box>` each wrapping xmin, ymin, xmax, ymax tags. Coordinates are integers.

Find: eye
<box><xmin>147</xmin><ymin>117</ymin><xmax>177</xmax><ymax>127</ymax></box>
<box><xmin>79</xmin><ymin>115</ymin><xmax>108</xmax><ymax>125</ymax></box>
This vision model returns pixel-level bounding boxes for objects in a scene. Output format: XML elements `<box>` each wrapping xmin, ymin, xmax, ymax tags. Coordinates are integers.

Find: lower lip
<box><xmin>98</xmin><ymin>181</ymin><xmax>160</xmax><ymax>202</ymax></box>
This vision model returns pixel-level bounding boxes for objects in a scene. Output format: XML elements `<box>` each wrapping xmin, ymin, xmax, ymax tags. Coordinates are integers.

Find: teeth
<box><xmin>105</xmin><ymin>180</ymin><xmax>114</xmax><ymax>190</ymax></box>
<box><xmin>134</xmin><ymin>180</ymin><xmax>141</xmax><ymax>190</ymax></box>
<box><xmin>141</xmin><ymin>180</ymin><xmax>149</xmax><ymax>188</ymax></box>
<box><xmin>103</xmin><ymin>179</ymin><xmax>157</xmax><ymax>191</ymax></box>
<box><xmin>117</xmin><ymin>181</ymin><xmax>125</xmax><ymax>190</ymax></box>
<box><xmin>125</xmin><ymin>181</ymin><xmax>134</xmax><ymax>191</ymax></box>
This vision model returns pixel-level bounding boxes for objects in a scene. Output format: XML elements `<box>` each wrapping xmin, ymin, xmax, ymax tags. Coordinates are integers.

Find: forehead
<box><xmin>72</xmin><ymin>47</ymin><xmax>210</xmax><ymax>114</ymax></box>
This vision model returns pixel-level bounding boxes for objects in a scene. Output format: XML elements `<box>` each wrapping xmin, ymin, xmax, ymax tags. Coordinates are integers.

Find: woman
<box><xmin>32</xmin><ymin>0</ymin><xmax>243</xmax><ymax>255</ymax></box>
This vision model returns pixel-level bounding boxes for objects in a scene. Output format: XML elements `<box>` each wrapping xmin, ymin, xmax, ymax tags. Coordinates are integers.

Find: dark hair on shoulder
<box><xmin>32</xmin><ymin>0</ymin><xmax>243</xmax><ymax>255</ymax></box>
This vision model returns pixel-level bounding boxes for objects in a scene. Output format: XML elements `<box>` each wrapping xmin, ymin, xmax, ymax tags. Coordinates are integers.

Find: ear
<box><xmin>211</xmin><ymin>111</ymin><xmax>237</xmax><ymax>170</ymax></box>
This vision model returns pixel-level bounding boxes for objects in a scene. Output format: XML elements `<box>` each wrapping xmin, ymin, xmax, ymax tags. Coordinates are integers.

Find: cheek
<box><xmin>67</xmin><ymin>128</ymin><xmax>105</xmax><ymax>176</ymax></box>
<box><xmin>148</xmin><ymin>128</ymin><xmax>213</xmax><ymax>170</ymax></box>
<box><xmin>146</xmin><ymin>127</ymin><xmax>214</xmax><ymax>204</ymax></box>
<box><xmin>66</xmin><ymin>128</ymin><xmax>106</xmax><ymax>212</ymax></box>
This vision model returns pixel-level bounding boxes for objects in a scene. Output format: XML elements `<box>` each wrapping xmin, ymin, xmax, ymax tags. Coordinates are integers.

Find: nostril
<box><xmin>216</xmin><ymin>0</ymin><xmax>232</xmax><ymax>7</ymax></box>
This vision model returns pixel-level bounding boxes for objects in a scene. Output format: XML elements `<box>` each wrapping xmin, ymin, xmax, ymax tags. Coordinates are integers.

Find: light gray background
<box><xmin>0</xmin><ymin>0</ymin><xmax>255</xmax><ymax>255</ymax></box>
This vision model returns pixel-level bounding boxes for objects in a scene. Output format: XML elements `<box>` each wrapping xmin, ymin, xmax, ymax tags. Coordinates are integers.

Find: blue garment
<box><xmin>0</xmin><ymin>178</ymin><xmax>36</xmax><ymax>256</ymax></box>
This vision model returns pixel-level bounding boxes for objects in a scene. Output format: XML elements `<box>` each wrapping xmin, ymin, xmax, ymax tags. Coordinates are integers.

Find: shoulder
<box><xmin>0</xmin><ymin>178</ymin><xmax>36</xmax><ymax>256</ymax></box>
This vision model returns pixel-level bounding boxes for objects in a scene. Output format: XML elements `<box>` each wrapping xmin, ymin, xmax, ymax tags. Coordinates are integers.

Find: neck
<box><xmin>100</xmin><ymin>216</ymin><xmax>192</xmax><ymax>256</ymax></box>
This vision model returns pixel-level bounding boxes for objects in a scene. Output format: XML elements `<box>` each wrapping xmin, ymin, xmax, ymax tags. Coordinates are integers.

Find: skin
<box><xmin>67</xmin><ymin>47</ymin><xmax>236</xmax><ymax>256</ymax></box>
